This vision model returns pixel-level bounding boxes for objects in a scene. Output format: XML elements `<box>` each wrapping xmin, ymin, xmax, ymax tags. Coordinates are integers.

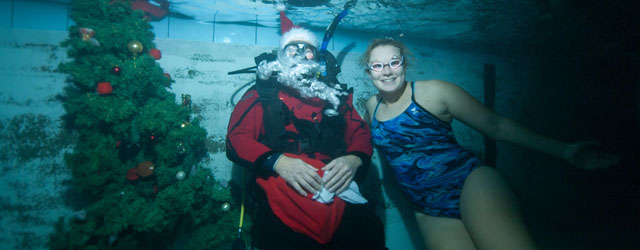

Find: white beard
<box><xmin>256</xmin><ymin>52</ymin><xmax>346</xmax><ymax>116</ymax></box>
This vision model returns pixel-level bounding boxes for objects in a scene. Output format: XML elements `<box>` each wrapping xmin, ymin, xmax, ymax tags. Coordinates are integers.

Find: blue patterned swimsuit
<box><xmin>371</xmin><ymin>81</ymin><xmax>480</xmax><ymax>218</ymax></box>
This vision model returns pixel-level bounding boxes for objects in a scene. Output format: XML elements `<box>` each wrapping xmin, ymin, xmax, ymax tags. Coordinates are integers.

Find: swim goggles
<box><xmin>368</xmin><ymin>57</ymin><xmax>404</xmax><ymax>72</ymax></box>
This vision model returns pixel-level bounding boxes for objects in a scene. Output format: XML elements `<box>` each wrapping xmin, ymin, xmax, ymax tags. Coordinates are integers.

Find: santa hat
<box><xmin>279</xmin><ymin>11</ymin><xmax>299</xmax><ymax>35</ymax></box>
<box><xmin>280</xmin><ymin>27</ymin><xmax>319</xmax><ymax>49</ymax></box>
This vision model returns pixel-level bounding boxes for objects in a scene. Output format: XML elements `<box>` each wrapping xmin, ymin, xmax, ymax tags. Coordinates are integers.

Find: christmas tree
<box><xmin>48</xmin><ymin>0</ymin><xmax>237</xmax><ymax>249</ymax></box>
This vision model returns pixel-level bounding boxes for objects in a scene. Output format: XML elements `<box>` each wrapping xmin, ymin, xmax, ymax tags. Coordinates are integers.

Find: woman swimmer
<box><xmin>361</xmin><ymin>38</ymin><xmax>619</xmax><ymax>250</ymax></box>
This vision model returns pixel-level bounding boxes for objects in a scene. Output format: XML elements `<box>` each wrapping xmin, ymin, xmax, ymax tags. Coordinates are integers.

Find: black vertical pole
<box><xmin>166</xmin><ymin>7</ymin><xmax>171</xmax><ymax>38</ymax></box>
<box><xmin>484</xmin><ymin>63</ymin><xmax>497</xmax><ymax>167</ymax></box>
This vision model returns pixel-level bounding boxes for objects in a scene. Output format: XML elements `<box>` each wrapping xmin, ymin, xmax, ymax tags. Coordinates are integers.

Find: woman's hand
<box><xmin>274</xmin><ymin>155</ymin><xmax>322</xmax><ymax>196</ymax></box>
<box><xmin>564</xmin><ymin>141</ymin><xmax>620</xmax><ymax>170</ymax></box>
<box><xmin>322</xmin><ymin>155</ymin><xmax>362</xmax><ymax>193</ymax></box>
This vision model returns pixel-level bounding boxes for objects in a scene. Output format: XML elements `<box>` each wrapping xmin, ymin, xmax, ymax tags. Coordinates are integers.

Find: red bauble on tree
<box><xmin>96</xmin><ymin>82</ymin><xmax>113</xmax><ymax>95</ymax></box>
<box><xmin>149</xmin><ymin>48</ymin><xmax>162</xmax><ymax>60</ymax></box>
<box><xmin>163</xmin><ymin>73</ymin><xmax>172</xmax><ymax>88</ymax></box>
<box><xmin>126</xmin><ymin>168</ymin><xmax>139</xmax><ymax>181</ymax></box>
<box><xmin>111</xmin><ymin>65</ymin><xmax>121</xmax><ymax>75</ymax></box>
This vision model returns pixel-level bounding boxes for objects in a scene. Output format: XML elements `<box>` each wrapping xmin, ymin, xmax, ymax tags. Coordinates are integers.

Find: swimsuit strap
<box><xmin>372</xmin><ymin>96</ymin><xmax>383</xmax><ymax>120</ymax></box>
<box><xmin>372</xmin><ymin>81</ymin><xmax>415</xmax><ymax>121</ymax></box>
<box><xmin>410</xmin><ymin>81</ymin><xmax>416</xmax><ymax>102</ymax></box>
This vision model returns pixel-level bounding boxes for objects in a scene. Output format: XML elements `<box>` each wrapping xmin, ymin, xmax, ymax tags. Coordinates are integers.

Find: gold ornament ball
<box><xmin>221</xmin><ymin>202</ymin><xmax>231</xmax><ymax>212</ymax></box>
<box><xmin>127</xmin><ymin>40</ymin><xmax>143</xmax><ymax>54</ymax></box>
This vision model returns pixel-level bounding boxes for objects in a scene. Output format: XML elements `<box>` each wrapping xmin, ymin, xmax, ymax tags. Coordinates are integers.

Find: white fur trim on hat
<box><xmin>280</xmin><ymin>28</ymin><xmax>318</xmax><ymax>49</ymax></box>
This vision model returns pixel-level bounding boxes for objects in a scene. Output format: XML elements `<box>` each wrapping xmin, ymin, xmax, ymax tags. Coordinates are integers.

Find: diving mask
<box><xmin>283</xmin><ymin>42</ymin><xmax>317</xmax><ymax>61</ymax></box>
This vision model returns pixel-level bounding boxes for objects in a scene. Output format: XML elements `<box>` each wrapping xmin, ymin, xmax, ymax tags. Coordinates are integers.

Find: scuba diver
<box><xmin>226</xmin><ymin>23</ymin><xmax>387</xmax><ymax>250</ymax></box>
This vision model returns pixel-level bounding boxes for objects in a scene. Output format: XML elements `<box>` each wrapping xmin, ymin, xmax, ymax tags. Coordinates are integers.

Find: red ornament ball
<box><xmin>149</xmin><ymin>48</ymin><xmax>162</xmax><ymax>60</ymax></box>
<box><xmin>163</xmin><ymin>73</ymin><xmax>172</xmax><ymax>88</ymax></box>
<box><xmin>111</xmin><ymin>66</ymin><xmax>121</xmax><ymax>75</ymax></box>
<box><xmin>96</xmin><ymin>82</ymin><xmax>113</xmax><ymax>95</ymax></box>
<box><xmin>126</xmin><ymin>168</ymin><xmax>139</xmax><ymax>181</ymax></box>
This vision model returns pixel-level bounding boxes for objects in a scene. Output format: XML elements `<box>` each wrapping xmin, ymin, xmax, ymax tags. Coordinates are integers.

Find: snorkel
<box><xmin>320</xmin><ymin>1</ymin><xmax>353</xmax><ymax>51</ymax></box>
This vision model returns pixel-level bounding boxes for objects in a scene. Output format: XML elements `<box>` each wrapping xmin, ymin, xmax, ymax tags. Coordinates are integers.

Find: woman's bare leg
<box><xmin>415</xmin><ymin>211</ymin><xmax>476</xmax><ymax>250</ymax></box>
<box><xmin>460</xmin><ymin>166</ymin><xmax>538</xmax><ymax>250</ymax></box>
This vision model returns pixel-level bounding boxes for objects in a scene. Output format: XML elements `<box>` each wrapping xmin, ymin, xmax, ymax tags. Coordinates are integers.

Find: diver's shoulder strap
<box><xmin>255</xmin><ymin>77</ymin><xmax>292</xmax><ymax>152</ymax></box>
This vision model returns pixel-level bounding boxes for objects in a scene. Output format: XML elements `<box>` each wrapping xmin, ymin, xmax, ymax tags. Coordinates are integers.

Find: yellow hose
<box><xmin>238</xmin><ymin>168</ymin><xmax>245</xmax><ymax>230</ymax></box>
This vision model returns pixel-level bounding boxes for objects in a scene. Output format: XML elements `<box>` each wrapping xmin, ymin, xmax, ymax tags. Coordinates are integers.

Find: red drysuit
<box><xmin>226</xmin><ymin>85</ymin><xmax>372</xmax><ymax>243</ymax></box>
